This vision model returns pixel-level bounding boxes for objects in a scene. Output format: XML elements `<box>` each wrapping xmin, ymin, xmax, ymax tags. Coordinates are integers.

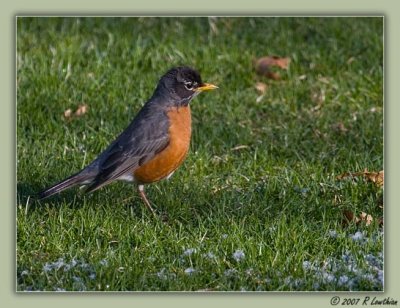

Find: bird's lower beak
<box><xmin>196</xmin><ymin>83</ymin><xmax>218</xmax><ymax>92</ymax></box>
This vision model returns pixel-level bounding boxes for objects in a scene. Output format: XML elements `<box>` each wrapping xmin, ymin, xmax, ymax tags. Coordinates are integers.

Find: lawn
<box><xmin>16</xmin><ymin>17</ymin><xmax>383</xmax><ymax>291</ymax></box>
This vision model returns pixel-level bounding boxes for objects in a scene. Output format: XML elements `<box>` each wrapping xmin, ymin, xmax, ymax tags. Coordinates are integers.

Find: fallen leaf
<box><xmin>254</xmin><ymin>56</ymin><xmax>291</xmax><ymax>79</ymax></box>
<box><xmin>258</xmin><ymin>56</ymin><xmax>290</xmax><ymax>69</ymax></box>
<box><xmin>343</xmin><ymin>209</ymin><xmax>358</xmax><ymax>225</ymax></box>
<box><xmin>231</xmin><ymin>145</ymin><xmax>249</xmax><ymax>151</ymax></box>
<box><xmin>318</xmin><ymin>76</ymin><xmax>331</xmax><ymax>84</ymax></box>
<box><xmin>365</xmin><ymin>170</ymin><xmax>384</xmax><ymax>187</ymax></box>
<box><xmin>342</xmin><ymin>210</ymin><xmax>376</xmax><ymax>226</ymax></box>
<box><xmin>255</xmin><ymin>82</ymin><xmax>267</xmax><ymax>94</ymax></box>
<box><xmin>212</xmin><ymin>185</ymin><xmax>229</xmax><ymax>194</ymax></box>
<box><xmin>360</xmin><ymin>212</ymin><xmax>373</xmax><ymax>226</ymax></box>
<box><xmin>265</xmin><ymin>71</ymin><xmax>281</xmax><ymax>80</ymax></box>
<box><xmin>63</xmin><ymin>104</ymin><xmax>89</xmax><ymax>120</ymax></box>
<box><xmin>336</xmin><ymin>172</ymin><xmax>354</xmax><ymax>181</ymax></box>
<box><xmin>346</xmin><ymin>57</ymin><xmax>355</xmax><ymax>64</ymax></box>
<box><xmin>311</xmin><ymin>88</ymin><xmax>326</xmax><ymax>105</ymax></box>
<box><xmin>331</xmin><ymin>122</ymin><xmax>348</xmax><ymax>133</ymax></box>
<box><xmin>63</xmin><ymin>108</ymin><xmax>73</xmax><ymax>118</ymax></box>
<box><xmin>256</xmin><ymin>95</ymin><xmax>264</xmax><ymax>103</ymax></box>
<box><xmin>336</xmin><ymin>169</ymin><xmax>384</xmax><ymax>188</ymax></box>
<box><xmin>75</xmin><ymin>104</ymin><xmax>88</xmax><ymax>117</ymax></box>
<box><xmin>311</xmin><ymin>105</ymin><xmax>322</xmax><ymax>113</ymax></box>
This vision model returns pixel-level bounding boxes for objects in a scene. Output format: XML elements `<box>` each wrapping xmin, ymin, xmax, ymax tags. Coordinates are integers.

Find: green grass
<box><xmin>17</xmin><ymin>17</ymin><xmax>383</xmax><ymax>291</ymax></box>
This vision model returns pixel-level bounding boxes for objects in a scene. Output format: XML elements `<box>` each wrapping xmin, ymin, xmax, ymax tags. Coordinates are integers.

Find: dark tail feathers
<box><xmin>38</xmin><ymin>172</ymin><xmax>90</xmax><ymax>200</ymax></box>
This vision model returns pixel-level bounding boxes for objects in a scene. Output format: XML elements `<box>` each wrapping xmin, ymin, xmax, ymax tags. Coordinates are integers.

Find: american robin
<box><xmin>38</xmin><ymin>66</ymin><xmax>218</xmax><ymax>214</ymax></box>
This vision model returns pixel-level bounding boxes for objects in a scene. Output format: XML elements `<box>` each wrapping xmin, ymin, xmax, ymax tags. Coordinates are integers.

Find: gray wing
<box><xmin>84</xmin><ymin>103</ymin><xmax>170</xmax><ymax>193</ymax></box>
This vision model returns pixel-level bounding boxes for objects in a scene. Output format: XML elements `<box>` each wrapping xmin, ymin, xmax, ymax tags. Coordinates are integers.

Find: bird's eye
<box><xmin>184</xmin><ymin>81</ymin><xmax>195</xmax><ymax>91</ymax></box>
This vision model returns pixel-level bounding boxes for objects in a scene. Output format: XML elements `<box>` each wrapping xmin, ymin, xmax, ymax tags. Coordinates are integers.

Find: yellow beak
<box><xmin>196</xmin><ymin>83</ymin><xmax>218</xmax><ymax>92</ymax></box>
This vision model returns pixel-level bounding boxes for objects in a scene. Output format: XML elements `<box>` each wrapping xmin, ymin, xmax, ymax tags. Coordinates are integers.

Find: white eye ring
<box><xmin>184</xmin><ymin>81</ymin><xmax>196</xmax><ymax>91</ymax></box>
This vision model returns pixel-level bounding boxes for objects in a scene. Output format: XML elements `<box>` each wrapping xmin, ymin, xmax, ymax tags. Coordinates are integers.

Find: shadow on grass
<box><xmin>16</xmin><ymin>178</ymin><xmax>323</xmax><ymax>227</ymax></box>
<box><xmin>17</xmin><ymin>181</ymin><xmax>85</xmax><ymax>211</ymax></box>
<box><xmin>16</xmin><ymin>180</ymin><xmax>152</xmax><ymax>216</ymax></box>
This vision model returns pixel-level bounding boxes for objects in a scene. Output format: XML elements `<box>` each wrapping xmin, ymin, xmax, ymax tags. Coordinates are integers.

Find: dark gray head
<box><xmin>155</xmin><ymin>66</ymin><xmax>217</xmax><ymax>106</ymax></box>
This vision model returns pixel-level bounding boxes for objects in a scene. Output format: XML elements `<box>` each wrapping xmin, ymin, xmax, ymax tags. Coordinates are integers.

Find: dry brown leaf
<box><xmin>75</xmin><ymin>104</ymin><xmax>88</xmax><ymax>117</ymax></box>
<box><xmin>360</xmin><ymin>212</ymin><xmax>373</xmax><ymax>226</ymax></box>
<box><xmin>231</xmin><ymin>145</ymin><xmax>249</xmax><ymax>151</ymax></box>
<box><xmin>266</xmin><ymin>71</ymin><xmax>281</xmax><ymax>80</ymax></box>
<box><xmin>346</xmin><ymin>57</ymin><xmax>355</xmax><ymax>65</ymax></box>
<box><xmin>63</xmin><ymin>104</ymin><xmax>89</xmax><ymax>120</ymax></box>
<box><xmin>255</xmin><ymin>56</ymin><xmax>290</xmax><ymax>69</ymax></box>
<box><xmin>63</xmin><ymin>108</ymin><xmax>73</xmax><ymax>118</ymax></box>
<box><xmin>318</xmin><ymin>76</ymin><xmax>331</xmax><ymax>84</ymax></box>
<box><xmin>255</xmin><ymin>82</ymin><xmax>268</xmax><ymax>94</ymax></box>
<box><xmin>365</xmin><ymin>170</ymin><xmax>384</xmax><ymax>187</ymax></box>
<box><xmin>256</xmin><ymin>95</ymin><xmax>264</xmax><ymax>103</ymax></box>
<box><xmin>254</xmin><ymin>56</ymin><xmax>291</xmax><ymax>79</ymax></box>
<box><xmin>336</xmin><ymin>169</ymin><xmax>384</xmax><ymax>188</ymax></box>
<box><xmin>336</xmin><ymin>172</ymin><xmax>350</xmax><ymax>180</ymax></box>
<box><xmin>343</xmin><ymin>209</ymin><xmax>358</xmax><ymax>224</ymax></box>
<box><xmin>311</xmin><ymin>88</ymin><xmax>326</xmax><ymax>105</ymax></box>
<box><xmin>331</xmin><ymin>122</ymin><xmax>348</xmax><ymax>133</ymax></box>
<box><xmin>342</xmin><ymin>210</ymin><xmax>376</xmax><ymax>226</ymax></box>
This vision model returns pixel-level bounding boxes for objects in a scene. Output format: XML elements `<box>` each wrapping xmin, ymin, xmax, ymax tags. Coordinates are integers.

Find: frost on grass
<box><xmin>338</xmin><ymin>275</ymin><xmax>350</xmax><ymax>286</ymax></box>
<box><xmin>233</xmin><ymin>250</ymin><xmax>245</xmax><ymax>262</ymax></box>
<box><xmin>302</xmin><ymin>249</ymin><xmax>383</xmax><ymax>290</ymax></box>
<box><xmin>302</xmin><ymin>261</ymin><xmax>312</xmax><ymax>271</ymax></box>
<box><xmin>224</xmin><ymin>269</ymin><xmax>238</xmax><ymax>277</ymax></box>
<box><xmin>99</xmin><ymin>259</ymin><xmax>108</xmax><ymax>266</ymax></box>
<box><xmin>42</xmin><ymin>257</ymin><xmax>91</xmax><ymax>273</ymax></box>
<box><xmin>43</xmin><ymin>258</ymin><xmax>66</xmax><ymax>272</ymax></box>
<box><xmin>351</xmin><ymin>231</ymin><xmax>364</xmax><ymax>241</ymax></box>
<box><xmin>182</xmin><ymin>248</ymin><xmax>197</xmax><ymax>256</ymax></box>
<box><xmin>39</xmin><ymin>257</ymin><xmax>97</xmax><ymax>291</ymax></box>
<box><xmin>184</xmin><ymin>267</ymin><xmax>196</xmax><ymax>275</ymax></box>
<box><xmin>328</xmin><ymin>230</ymin><xmax>338</xmax><ymax>238</ymax></box>
<box><xmin>283</xmin><ymin>276</ymin><xmax>303</xmax><ymax>289</ymax></box>
<box><xmin>298</xmin><ymin>230</ymin><xmax>384</xmax><ymax>291</ymax></box>
<box><xmin>72</xmin><ymin>276</ymin><xmax>87</xmax><ymax>291</ymax></box>
<box><xmin>203</xmin><ymin>252</ymin><xmax>217</xmax><ymax>260</ymax></box>
<box><xmin>157</xmin><ymin>268</ymin><xmax>167</xmax><ymax>280</ymax></box>
<box><xmin>155</xmin><ymin>268</ymin><xmax>176</xmax><ymax>281</ymax></box>
<box><xmin>245</xmin><ymin>268</ymin><xmax>254</xmax><ymax>276</ymax></box>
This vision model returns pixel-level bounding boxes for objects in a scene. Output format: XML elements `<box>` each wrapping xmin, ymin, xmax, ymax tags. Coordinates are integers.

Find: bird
<box><xmin>38</xmin><ymin>66</ymin><xmax>218</xmax><ymax>214</ymax></box>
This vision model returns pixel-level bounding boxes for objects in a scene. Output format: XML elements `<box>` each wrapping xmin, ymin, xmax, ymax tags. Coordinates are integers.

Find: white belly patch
<box><xmin>117</xmin><ymin>173</ymin><xmax>135</xmax><ymax>182</ymax></box>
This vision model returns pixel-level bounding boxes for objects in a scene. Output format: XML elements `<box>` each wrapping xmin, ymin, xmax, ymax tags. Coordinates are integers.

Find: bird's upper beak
<box><xmin>196</xmin><ymin>83</ymin><xmax>218</xmax><ymax>92</ymax></box>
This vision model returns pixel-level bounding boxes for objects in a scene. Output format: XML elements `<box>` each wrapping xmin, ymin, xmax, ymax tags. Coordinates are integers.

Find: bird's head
<box><xmin>156</xmin><ymin>66</ymin><xmax>218</xmax><ymax>106</ymax></box>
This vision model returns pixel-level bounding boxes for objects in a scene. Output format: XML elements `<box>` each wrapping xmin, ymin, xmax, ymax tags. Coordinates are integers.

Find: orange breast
<box><xmin>133</xmin><ymin>106</ymin><xmax>192</xmax><ymax>184</ymax></box>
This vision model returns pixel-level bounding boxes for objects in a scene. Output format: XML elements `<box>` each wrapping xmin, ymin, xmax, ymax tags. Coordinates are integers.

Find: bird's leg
<box><xmin>137</xmin><ymin>184</ymin><xmax>156</xmax><ymax>215</ymax></box>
